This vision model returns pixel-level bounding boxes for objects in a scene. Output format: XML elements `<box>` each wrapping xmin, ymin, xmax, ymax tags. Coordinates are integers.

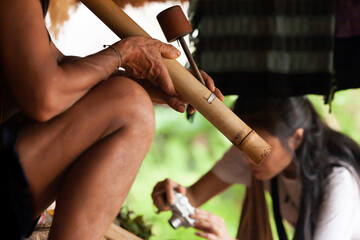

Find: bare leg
<box><xmin>16</xmin><ymin>76</ymin><xmax>155</xmax><ymax>240</ymax></box>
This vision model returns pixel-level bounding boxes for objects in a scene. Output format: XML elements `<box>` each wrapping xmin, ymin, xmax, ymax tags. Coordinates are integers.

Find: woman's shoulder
<box><xmin>215</xmin><ymin>145</ymin><xmax>249</xmax><ymax>165</ymax></box>
<box><xmin>210</xmin><ymin>146</ymin><xmax>251</xmax><ymax>185</ymax></box>
<box><xmin>320</xmin><ymin>164</ymin><xmax>360</xmax><ymax>217</ymax></box>
<box><xmin>314</xmin><ymin>164</ymin><xmax>360</xmax><ymax>239</ymax></box>
<box><xmin>327</xmin><ymin>164</ymin><xmax>360</xmax><ymax>189</ymax></box>
<box><xmin>324</xmin><ymin>164</ymin><xmax>360</xmax><ymax>202</ymax></box>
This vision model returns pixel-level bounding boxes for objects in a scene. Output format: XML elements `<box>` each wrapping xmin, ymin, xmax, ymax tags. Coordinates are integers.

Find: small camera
<box><xmin>167</xmin><ymin>190</ymin><xmax>195</xmax><ymax>229</ymax></box>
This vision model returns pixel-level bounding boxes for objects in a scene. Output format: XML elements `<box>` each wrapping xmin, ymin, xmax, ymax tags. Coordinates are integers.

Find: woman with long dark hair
<box><xmin>152</xmin><ymin>96</ymin><xmax>360</xmax><ymax>240</ymax></box>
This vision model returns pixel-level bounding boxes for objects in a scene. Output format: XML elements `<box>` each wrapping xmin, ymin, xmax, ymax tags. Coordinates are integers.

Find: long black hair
<box><xmin>233</xmin><ymin>96</ymin><xmax>360</xmax><ymax>239</ymax></box>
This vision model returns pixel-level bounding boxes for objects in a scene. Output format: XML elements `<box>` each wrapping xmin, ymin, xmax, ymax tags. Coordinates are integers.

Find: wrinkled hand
<box><xmin>191</xmin><ymin>209</ymin><xmax>235</xmax><ymax>240</ymax></box>
<box><xmin>114</xmin><ymin>36</ymin><xmax>224</xmax><ymax>113</ymax></box>
<box><xmin>151</xmin><ymin>178</ymin><xmax>187</xmax><ymax>212</ymax></box>
<box><xmin>115</xmin><ymin>36</ymin><xmax>180</xmax><ymax>97</ymax></box>
<box><xmin>137</xmin><ymin>70</ymin><xmax>224</xmax><ymax>113</ymax></box>
<box><xmin>132</xmin><ymin>77</ymin><xmax>188</xmax><ymax>113</ymax></box>
<box><xmin>114</xmin><ymin>70</ymin><xmax>187</xmax><ymax>113</ymax></box>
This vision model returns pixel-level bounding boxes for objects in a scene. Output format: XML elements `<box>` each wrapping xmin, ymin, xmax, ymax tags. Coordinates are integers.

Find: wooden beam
<box><xmin>105</xmin><ymin>223</ymin><xmax>142</xmax><ymax>240</ymax></box>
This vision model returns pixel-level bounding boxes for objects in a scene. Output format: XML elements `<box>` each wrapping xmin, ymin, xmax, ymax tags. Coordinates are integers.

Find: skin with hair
<box><xmin>0</xmin><ymin>0</ymin><xmax>224</xmax><ymax>239</ymax></box>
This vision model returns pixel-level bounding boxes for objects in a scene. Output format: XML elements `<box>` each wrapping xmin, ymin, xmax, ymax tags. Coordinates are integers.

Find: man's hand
<box><xmin>114</xmin><ymin>37</ymin><xmax>224</xmax><ymax>113</ymax></box>
<box><xmin>115</xmin><ymin>36</ymin><xmax>180</xmax><ymax>97</ymax></box>
<box><xmin>119</xmin><ymin>69</ymin><xmax>224</xmax><ymax>114</ymax></box>
<box><xmin>186</xmin><ymin>70</ymin><xmax>225</xmax><ymax>114</ymax></box>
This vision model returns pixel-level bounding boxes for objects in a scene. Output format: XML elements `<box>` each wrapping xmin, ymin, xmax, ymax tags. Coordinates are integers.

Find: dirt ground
<box><xmin>25</xmin><ymin>224</ymin><xmax>50</xmax><ymax>240</ymax></box>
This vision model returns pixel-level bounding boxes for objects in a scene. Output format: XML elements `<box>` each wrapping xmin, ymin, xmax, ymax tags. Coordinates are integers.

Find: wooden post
<box><xmin>105</xmin><ymin>223</ymin><xmax>142</xmax><ymax>240</ymax></box>
<box><xmin>79</xmin><ymin>0</ymin><xmax>271</xmax><ymax>165</ymax></box>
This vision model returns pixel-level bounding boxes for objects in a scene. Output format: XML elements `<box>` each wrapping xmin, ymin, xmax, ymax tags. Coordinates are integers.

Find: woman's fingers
<box><xmin>190</xmin><ymin>208</ymin><xmax>234</xmax><ymax>240</ymax></box>
<box><xmin>193</xmin><ymin>219</ymin><xmax>217</xmax><ymax>232</ymax></box>
<box><xmin>152</xmin><ymin>191</ymin><xmax>170</xmax><ymax>212</ymax></box>
<box><xmin>175</xmin><ymin>185</ymin><xmax>187</xmax><ymax>195</ymax></box>
<box><xmin>151</xmin><ymin>182</ymin><xmax>169</xmax><ymax>211</ymax></box>
<box><xmin>192</xmin><ymin>208</ymin><xmax>222</xmax><ymax>223</ymax></box>
<box><xmin>193</xmin><ymin>220</ymin><xmax>219</xmax><ymax>240</ymax></box>
<box><xmin>151</xmin><ymin>178</ymin><xmax>187</xmax><ymax>212</ymax></box>
<box><xmin>195</xmin><ymin>232</ymin><xmax>217</xmax><ymax>240</ymax></box>
<box><xmin>164</xmin><ymin>179</ymin><xmax>176</xmax><ymax>204</ymax></box>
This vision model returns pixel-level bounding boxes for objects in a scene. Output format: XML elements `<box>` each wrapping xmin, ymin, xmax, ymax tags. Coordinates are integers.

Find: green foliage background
<box><xmin>122</xmin><ymin>89</ymin><xmax>360</xmax><ymax>240</ymax></box>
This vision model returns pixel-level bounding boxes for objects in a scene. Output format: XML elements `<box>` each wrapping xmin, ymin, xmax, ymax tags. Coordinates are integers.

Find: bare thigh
<box><xmin>16</xmin><ymin>76</ymin><xmax>155</xmax><ymax>216</ymax></box>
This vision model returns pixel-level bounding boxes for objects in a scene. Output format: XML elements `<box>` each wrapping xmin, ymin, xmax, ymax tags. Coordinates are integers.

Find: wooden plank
<box><xmin>105</xmin><ymin>223</ymin><xmax>142</xmax><ymax>240</ymax></box>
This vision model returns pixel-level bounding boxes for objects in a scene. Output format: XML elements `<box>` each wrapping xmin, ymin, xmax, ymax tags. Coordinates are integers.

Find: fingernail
<box><xmin>179</xmin><ymin>105</ymin><xmax>186</xmax><ymax>112</ymax></box>
<box><xmin>176</xmin><ymin>50</ymin><xmax>181</xmax><ymax>56</ymax></box>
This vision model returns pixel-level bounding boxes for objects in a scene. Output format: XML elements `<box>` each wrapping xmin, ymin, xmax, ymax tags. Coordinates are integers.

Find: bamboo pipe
<box><xmin>80</xmin><ymin>0</ymin><xmax>271</xmax><ymax>165</ymax></box>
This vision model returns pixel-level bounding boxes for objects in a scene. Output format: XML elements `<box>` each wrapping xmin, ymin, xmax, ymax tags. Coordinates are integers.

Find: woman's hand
<box><xmin>151</xmin><ymin>178</ymin><xmax>187</xmax><ymax>212</ymax></box>
<box><xmin>191</xmin><ymin>208</ymin><xmax>235</xmax><ymax>240</ymax></box>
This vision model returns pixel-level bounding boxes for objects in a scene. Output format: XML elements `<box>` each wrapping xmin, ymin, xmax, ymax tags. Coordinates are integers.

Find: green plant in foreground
<box><xmin>114</xmin><ymin>207</ymin><xmax>153</xmax><ymax>239</ymax></box>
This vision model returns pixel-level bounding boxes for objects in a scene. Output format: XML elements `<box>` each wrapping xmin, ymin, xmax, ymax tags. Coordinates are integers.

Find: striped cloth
<box><xmin>188</xmin><ymin>0</ymin><xmax>337</xmax><ymax>96</ymax></box>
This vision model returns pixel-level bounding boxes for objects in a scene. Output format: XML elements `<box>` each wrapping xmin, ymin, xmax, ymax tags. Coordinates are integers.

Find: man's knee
<box><xmin>103</xmin><ymin>76</ymin><xmax>155</xmax><ymax>139</ymax></box>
